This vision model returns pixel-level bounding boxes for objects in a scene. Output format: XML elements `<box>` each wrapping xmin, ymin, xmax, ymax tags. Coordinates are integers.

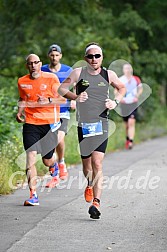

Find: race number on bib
<box><xmin>81</xmin><ymin>121</ymin><xmax>103</xmax><ymax>138</ymax></box>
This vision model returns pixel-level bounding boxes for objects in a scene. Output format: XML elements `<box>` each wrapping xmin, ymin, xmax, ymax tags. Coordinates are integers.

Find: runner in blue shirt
<box><xmin>41</xmin><ymin>44</ymin><xmax>75</xmax><ymax>188</ymax></box>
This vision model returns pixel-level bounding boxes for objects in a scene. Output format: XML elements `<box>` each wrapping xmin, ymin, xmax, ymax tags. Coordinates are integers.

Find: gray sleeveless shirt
<box><xmin>77</xmin><ymin>67</ymin><xmax>109</xmax><ymax>123</ymax></box>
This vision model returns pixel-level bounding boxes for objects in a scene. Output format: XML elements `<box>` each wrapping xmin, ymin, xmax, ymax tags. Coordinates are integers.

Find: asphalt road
<box><xmin>0</xmin><ymin>136</ymin><xmax>167</xmax><ymax>252</ymax></box>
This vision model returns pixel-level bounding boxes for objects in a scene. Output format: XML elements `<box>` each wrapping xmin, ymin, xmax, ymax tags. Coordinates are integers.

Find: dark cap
<box><xmin>48</xmin><ymin>44</ymin><xmax>62</xmax><ymax>54</ymax></box>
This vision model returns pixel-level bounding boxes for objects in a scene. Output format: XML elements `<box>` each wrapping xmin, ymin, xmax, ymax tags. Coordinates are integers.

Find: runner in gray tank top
<box><xmin>77</xmin><ymin>66</ymin><xmax>109</xmax><ymax>123</ymax></box>
<box><xmin>58</xmin><ymin>42</ymin><xmax>126</xmax><ymax>219</ymax></box>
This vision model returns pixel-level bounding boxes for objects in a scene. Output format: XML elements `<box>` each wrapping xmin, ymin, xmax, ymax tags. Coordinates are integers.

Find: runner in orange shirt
<box><xmin>16</xmin><ymin>54</ymin><xmax>65</xmax><ymax>206</ymax></box>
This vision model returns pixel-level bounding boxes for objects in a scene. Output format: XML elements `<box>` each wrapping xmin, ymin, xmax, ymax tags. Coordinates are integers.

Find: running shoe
<box><xmin>125</xmin><ymin>140</ymin><xmax>130</xmax><ymax>149</ymax></box>
<box><xmin>128</xmin><ymin>141</ymin><xmax>133</xmax><ymax>149</ymax></box>
<box><xmin>49</xmin><ymin>162</ymin><xmax>59</xmax><ymax>177</ymax></box>
<box><xmin>84</xmin><ymin>186</ymin><xmax>93</xmax><ymax>203</ymax></box>
<box><xmin>88</xmin><ymin>201</ymin><xmax>101</xmax><ymax>219</ymax></box>
<box><xmin>59</xmin><ymin>163</ymin><xmax>68</xmax><ymax>180</ymax></box>
<box><xmin>45</xmin><ymin>176</ymin><xmax>59</xmax><ymax>188</ymax></box>
<box><xmin>24</xmin><ymin>194</ymin><xmax>39</xmax><ymax>206</ymax></box>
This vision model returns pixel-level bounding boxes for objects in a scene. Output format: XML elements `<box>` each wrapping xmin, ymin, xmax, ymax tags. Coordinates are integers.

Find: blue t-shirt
<box><xmin>41</xmin><ymin>63</ymin><xmax>72</xmax><ymax>119</ymax></box>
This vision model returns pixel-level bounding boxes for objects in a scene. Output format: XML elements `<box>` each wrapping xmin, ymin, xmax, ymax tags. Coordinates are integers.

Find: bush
<box><xmin>0</xmin><ymin>77</ymin><xmax>20</xmax><ymax>144</ymax></box>
<box><xmin>0</xmin><ymin>134</ymin><xmax>25</xmax><ymax>194</ymax></box>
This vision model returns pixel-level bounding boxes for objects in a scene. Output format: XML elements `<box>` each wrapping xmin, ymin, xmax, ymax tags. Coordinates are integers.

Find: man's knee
<box><xmin>128</xmin><ymin>118</ymin><xmax>135</xmax><ymax>126</ymax></box>
<box><xmin>82</xmin><ymin>158</ymin><xmax>91</xmax><ymax>170</ymax></box>
<box><xmin>92</xmin><ymin>159</ymin><xmax>102</xmax><ymax>171</ymax></box>
<box><xmin>42</xmin><ymin>157</ymin><xmax>54</xmax><ymax>167</ymax></box>
<box><xmin>58</xmin><ymin>131</ymin><xmax>65</xmax><ymax>144</ymax></box>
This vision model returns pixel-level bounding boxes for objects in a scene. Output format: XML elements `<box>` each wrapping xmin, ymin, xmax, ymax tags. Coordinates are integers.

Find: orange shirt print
<box><xmin>18</xmin><ymin>72</ymin><xmax>60</xmax><ymax>125</ymax></box>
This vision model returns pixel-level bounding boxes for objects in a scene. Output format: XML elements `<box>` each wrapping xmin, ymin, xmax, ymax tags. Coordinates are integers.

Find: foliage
<box><xmin>0</xmin><ymin>0</ymin><xmax>166</xmax><ymax>81</ymax></box>
<box><xmin>0</xmin><ymin>78</ymin><xmax>20</xmax><ymax>144</ymax></box>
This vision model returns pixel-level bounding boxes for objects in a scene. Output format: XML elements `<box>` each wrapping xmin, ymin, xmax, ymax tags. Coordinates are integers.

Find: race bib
<box><xmin>50</xmin><ymin>121</ymin><xmax>61</xmax><ymax>132</ymax></box>
<box><xmin>81</xmin><ymin>121</ymin><xmax>103</xmax><ymax>138</ymax></box>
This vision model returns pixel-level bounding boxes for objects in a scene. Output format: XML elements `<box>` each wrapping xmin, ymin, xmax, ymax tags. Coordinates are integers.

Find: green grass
<box><xmin>65</xmin><ymin>108</ymin><xmax>167</xmax><ymax>165</ymax></box>
<box><xmin>0</xmin><ymin>137</ymin><xmax>26</xmax><ymax>195</ymax></box>
<box><xmin>0</xmin><ymin>157</ymin><xmax>13</xmax><ymax>194</ymax></box>
<box><xmin>65</xmin><ymin>122</ymin><xmax>167</xmax><ymax>166</ymax></box>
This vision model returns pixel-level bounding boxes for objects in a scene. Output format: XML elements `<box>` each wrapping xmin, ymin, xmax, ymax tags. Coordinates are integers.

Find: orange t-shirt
<box><xmin>18</xmin><ymin>71</ymin><xmax>60</xmax><ymax>125</ymax></box>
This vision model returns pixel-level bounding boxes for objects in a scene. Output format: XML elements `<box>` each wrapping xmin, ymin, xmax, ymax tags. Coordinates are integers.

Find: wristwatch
<box><xmin>48</xmin><ymin>97</ymin><xmax>52</xmax><ymax>103</ymax></box>
<box><xmin>114</xmin><ymin>99</ymin><xmax>119</xmax><ymax>106</ymax></box>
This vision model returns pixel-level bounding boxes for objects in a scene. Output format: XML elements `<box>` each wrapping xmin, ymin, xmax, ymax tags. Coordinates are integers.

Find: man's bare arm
<box><xmin>137</xmin><ymin>84</ymin><xmax>143</xmax><ymax>98</ymax></box>
<box><xmin>108</xmin><ymin>70</ymin><xmax>126</xmax><ymax>102</ymax></box>
<box><xmin>16</xmin><ymin>99</ymin><xmax>26</xmax><ymax>123</ymax></box>
<box><xmin>17</xmin><ymin>95</ymin><xmax>66</xmax><ymax>108</ymax></box>
<box><xmin>58</xmin><ymin>68</ymin><xmax>81</xmax><ymax>100</ymax></box>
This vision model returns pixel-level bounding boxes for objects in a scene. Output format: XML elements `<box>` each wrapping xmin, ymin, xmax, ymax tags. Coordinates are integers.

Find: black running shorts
<box><xmin>120</xmin><ymin>103</ymin><xmax>138</xmax><ymax>122</ymax></box>
<box><xmin>59</xmin><ymin>118</ymin><xmax>69</xmax><ymax>134</ymax></box>
<box><xmin>23</xmin><ymin>123</ymin><xmax>58</xmax><ymax>159</ymax></box>
<box><xmin>77</xmin><ymin>121</ymin><xmax>108</xmax><ymax>159</ymax></box>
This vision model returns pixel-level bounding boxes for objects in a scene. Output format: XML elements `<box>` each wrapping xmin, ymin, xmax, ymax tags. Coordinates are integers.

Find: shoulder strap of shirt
<box><xmin>100</xmin><ymin>67</ymin><xmax>109</xmax><ymax>82</ymax></box>
<box><xmin>79</xmin><ymin>66</ymin><xmax>87</xmax><ymax>79</ymax></box>
<box><xmin>80</xmin><ymin>66</ymin><xmax>109</xmax><ymax>82</ymax></box>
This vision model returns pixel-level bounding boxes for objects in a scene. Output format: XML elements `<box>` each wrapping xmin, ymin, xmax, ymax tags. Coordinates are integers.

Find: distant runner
<box><xmin>119</xmin><ymin>63</ymin><xmax>143</xmax><ymax>149</ymax></box>
<box><xmin>58</xmin><ymin>42</ymin><xmax>126</xmax><ymax>219</ymax></box>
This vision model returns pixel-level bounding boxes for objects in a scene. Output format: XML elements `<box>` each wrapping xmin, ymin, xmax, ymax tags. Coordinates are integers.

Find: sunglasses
<box><xmin>85</xmin><ymin>54</ymin><xmax>101</xmax><ymax>59</ymax></box>
<box><xmin>27</xmin><ymin>61</ymin><xmax>41</xmax><ymax>66</ymax></box>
